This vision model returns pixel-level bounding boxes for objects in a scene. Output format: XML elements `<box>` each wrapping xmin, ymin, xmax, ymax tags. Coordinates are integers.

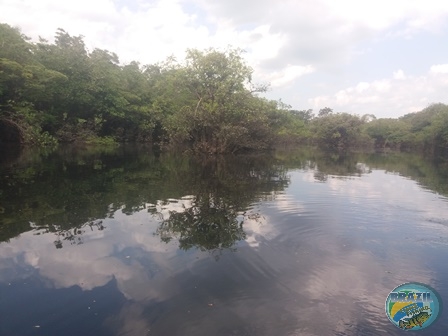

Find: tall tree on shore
<box><xmin>166</xmin><ymin>48</ymin><xmax>273</xmax><ymax>153</ymax></box>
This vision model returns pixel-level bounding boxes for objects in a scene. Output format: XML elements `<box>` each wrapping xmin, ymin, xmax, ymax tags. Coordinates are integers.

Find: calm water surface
<box><xmin>1</xmin><ymin>146</ymin><xmax>448</xmax><ymax>336</ymax></box>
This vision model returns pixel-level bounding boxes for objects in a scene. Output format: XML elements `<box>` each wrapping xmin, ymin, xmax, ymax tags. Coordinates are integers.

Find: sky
<box><xmin>1</xmin><ymin>0</ymin><xmax>448</xmax><ymax>118</ymax></box>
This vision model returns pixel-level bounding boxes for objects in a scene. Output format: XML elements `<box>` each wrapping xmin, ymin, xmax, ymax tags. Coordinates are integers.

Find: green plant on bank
<box><xmin>84</xmin><ymin>135</ymin><xmax>119</xmax><ymax>146</ymax></box>
<box><xmin>1</xmin><ymin>22</ymin><xmax>448</xmax><ymax>153</ymax></box>
<box><xmin>311</xmin><ymin>112</ymin><xmax>368</xmax><ymax>149</ymax></box>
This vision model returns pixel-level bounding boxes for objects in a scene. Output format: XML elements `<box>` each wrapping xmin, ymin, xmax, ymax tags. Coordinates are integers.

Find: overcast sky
<box><xmin>1</xmin><ymin>0</ymin><xmax>448</xmax><ymax>118</ymax></box>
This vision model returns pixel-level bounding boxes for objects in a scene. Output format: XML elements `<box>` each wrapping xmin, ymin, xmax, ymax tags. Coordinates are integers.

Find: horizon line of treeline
<box><xmin>1</xmin><ymin>23</ymin><xmax>447</xmax><ymax>154</ymax></box>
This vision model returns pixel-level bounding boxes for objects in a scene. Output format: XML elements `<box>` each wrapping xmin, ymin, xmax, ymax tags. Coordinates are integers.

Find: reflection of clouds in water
<box><xmin>324</xmin><ymin>174</ymin><xmax>384</xmax><ymax>211</ymax></box>
<box><xmin>299</xmin><ymin>167</ymin><xmax>448</xmax><ymax>227</ymax></box>
<box><xmin>241</xmin><ymin>216</ymin><xmax>269</xmax><ymax>248</ymax></box>
<box><xmin>326</xmin><ymin>170</ymin><xmax>448</xmax><ymax>220</ymax></box>
<box><xmin>301</xmin><ymin>170</ymin><xmax>317</xmax><ymax>183</ymax></box>
<box><xmin>265</xmin><ymin>229</ymin><xmax>436</xmax><ymax>335</ymax></box>
<box><xmin>240</xmin><ymin>205</ymin><xmax>280</xmax><ymax>247</ymax></box>
<box><xmin>146</xmin><ymin>197</ymin><xmax>194</xmax><ymax>221</ymax></box>
<box><xmin>242</xmin><ymin>191</ymin><xmax>308</xmax><ymax>246</ymax></box>
<box><xmin>0</xmin><ymin>194</ymin><xmax>263</xmax><ymax>303</ymax></box>
<box><xmin>0</xmin><ymin>205</ymin><xmax>189</xmax><ymax>301</ymax></box>
<box><xmin>273</xmin><ymin>192</ymin><xmax>306</xmax><ymax>213</ymax></box>
<box><xmin>1</xmin><ymin>169</ymin><xmax>447</xmax><ymax>335</ymax></box>
<box><xmin>240</xmin><ymin>187</ymin><xmax>304</xmax><ymax>247</ymax></box>
<box><xmin>240</xmin><ymin>169</ymin><xmax>446</xmax><ymax>334</ymax></box>
<box><xmin>104</xmin><ymin>303</ymin><xmax>152</xmax><ymax>336</ymax></box>
<box><xmin>306</xmin><ymin>250</ymin><xmax>384</xmax><ymax>302</ymax></box>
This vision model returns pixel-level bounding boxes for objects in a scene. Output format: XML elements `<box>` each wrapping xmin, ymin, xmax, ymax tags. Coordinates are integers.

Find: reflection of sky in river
<box><xmin>264</xmin><ymin>168</ymin><xmax>448</xmax><ymax>334</ymax></box>
<box><xmin>1</xmin><ymin>165</ymin><xmax>448</xmax><ymax>335</ymax></box>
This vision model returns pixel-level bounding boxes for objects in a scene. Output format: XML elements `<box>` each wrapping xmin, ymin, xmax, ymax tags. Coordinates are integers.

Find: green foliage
<box><xmin>85</xmin><ymin>135</ymin><xmax>119</xmax><ymax>146</ymax></box>
<box><xmin>290</xmin><ymin>109</ymin><xmax>314</xmax><ymax>123</ymax></box>
<box><xmin>267</xmin><ymin>105</ymin><xmax>309</xmax><ymax>144</ymax></box>
<box><xmin>0</xmin><ymin>24</ymin><xmax>33</xmax><ymax>63</ymax></box>
<box><xmin>364</xmin><ymin>118</ymin><xmax>410</xmax><ymax>149</ymax></box>
<box><xmin>311</xmin><ymin>113</ymin><xmax>366</xmax><ymax>149</ymax></box>
<box><xmin>165</xmin><ymin>48</ymin><xmax>275</xmax><ymax>153</ymax></box>
<box><xmin>364</xmin><ymin>103</ymin><xmax>448</xmax><ymax>151</ymax></box>
<box><xmin>3</xmin><ymin>23</ymin><xmax>290</xmax><ymax>151</ymax></box>
<box><xmin>1</xmin><ymin>22</ymin><xmax>448</xmax><ymax>153</ymax></box>
<box><xmin>318</xmin><ymin>107</ymin><xmax>333</xmax><ymax>117</ymax></box>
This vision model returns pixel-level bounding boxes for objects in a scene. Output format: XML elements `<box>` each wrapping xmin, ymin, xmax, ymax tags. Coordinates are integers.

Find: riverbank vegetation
<box><xmin>1</xmin><ymin>23</ymin><xmax>448</xmax><ymax>154</ymax></box>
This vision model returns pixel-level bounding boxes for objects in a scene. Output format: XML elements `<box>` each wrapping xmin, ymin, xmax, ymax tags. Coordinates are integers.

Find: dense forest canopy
<box><xmin>1</xmin><ymin>23</ymin><xmax>447</xmax><ymax>153</ymax></box>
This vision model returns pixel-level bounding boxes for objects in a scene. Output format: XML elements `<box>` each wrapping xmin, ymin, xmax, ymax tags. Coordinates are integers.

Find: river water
<box><xmin>0</xmin><ymin>145</ymin><xmax>447</xmax><ymax>335</ymax></box>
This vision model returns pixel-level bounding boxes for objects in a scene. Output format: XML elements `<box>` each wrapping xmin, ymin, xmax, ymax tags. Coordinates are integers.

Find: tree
<box><xmin>312</xmin><ymin>113</ymin><xmax>365</xmax><ymax>148</ymax></box>
<box><xmin>318</xmin><ymin>107</ymin><xmax>333</xmax><ymax>117</ymax></box>
<box><xmin>291</xmin><ymin>109</ymin><xmax>314</xmax><ymax>123</ymax></box>
<box><xmin>0</xmin><ymin>24</ymin><xmax>33</xmax><ymax>64</ymax></box>
<box><xmin>364</xmin><ymin>118</ymin><xmax>410</xmax><ymax>149</ymax></box>
<box><xmin>0</xmin><ymin>24</ymin><xmax>65</xmax><ymax>145</ymax></box>
<box><xmin>166</xmin><ymin>48</ymin><xmax>271</xmax><ymax>153</ymax></box>
<box><xmin>361</xmin><ymin>114</ymin><xmax>376</xmax><ymax>123</ymax></box>
<box><xmin>2</xmin><ymin>22</ymin><xmax>448</xmax><ymax>152</ymax></box>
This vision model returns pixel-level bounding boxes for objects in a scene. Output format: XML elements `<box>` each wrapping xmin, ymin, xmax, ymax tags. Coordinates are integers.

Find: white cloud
<box><xmin>1</xmin><ymin>0</ymin><xmax>210</xmax><ymax>64</ymax></box>
<box><xmin>263</xmin><ymin>64</ymin><xmax>314</xmax><ymax>88</ymax></box>
<box><xmin>430</xmin><ymin>64</ymin><xmax>448</xmax><ymax>74</ymax></box>
<box><xmin>324</xmin><ymin>0</ymin><xmax>448</xmax><ymax>32</ymax></box>
<box><xmin>393</xmin><ymin>69</ymin><xmax>406</xmax><ymax>80</ymax></box>
<box><xmin>356</xmin><ymin>82</ymin><xmax>370</xmax><ymax>92</ymax></box>
<box><xmin>310</xmin><ymin>67</ymin><xmax>448</xmax><ymax>117</ymax></box>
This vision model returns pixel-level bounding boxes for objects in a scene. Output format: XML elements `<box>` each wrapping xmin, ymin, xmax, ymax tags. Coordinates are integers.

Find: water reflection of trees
<box><xmin>270</xmin><ymin>147</ymin><xmax>448</xmax><ymax>193</ymax></box>
<box><xmin>152</xmin><ymin>155</ymin><xmax>286</xmax><ymax>252</ymax></box>
<box><xmin>52</xmin><ymin>220</ymin><xmax>105</xmax><ymax>249</ymax></box>
<box><xmin>155</xmin><ymin>196</ymin><xmax>245</xmax><ymax>251</ymax></box>
<box><xmin>312</xmin><ymin>153</ymin><xmax>372</xmax><ymax>182</ymax></box>
<box><xmin>0</xmin><ymin>146</ymin><xmax>290</xmax><ymax>251</ymax></box>
<box><xmin>27</xmin><ymin>219</ymin><xmax>106</xmax><ymax>249</ymax></box>
<box><xmin>1</xmin><ymin>145</ymin><xmax>447</xmax><ymax>250</ymax></box>
<box><xmin>274</xmin><ymin>148</ymin><xmax>371</xmax><ymax>182</ymax></box>
<box><xmin>361</xmin><ymin>152</ymin><xmax>448</xmax><ymax>196</ymax></box>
